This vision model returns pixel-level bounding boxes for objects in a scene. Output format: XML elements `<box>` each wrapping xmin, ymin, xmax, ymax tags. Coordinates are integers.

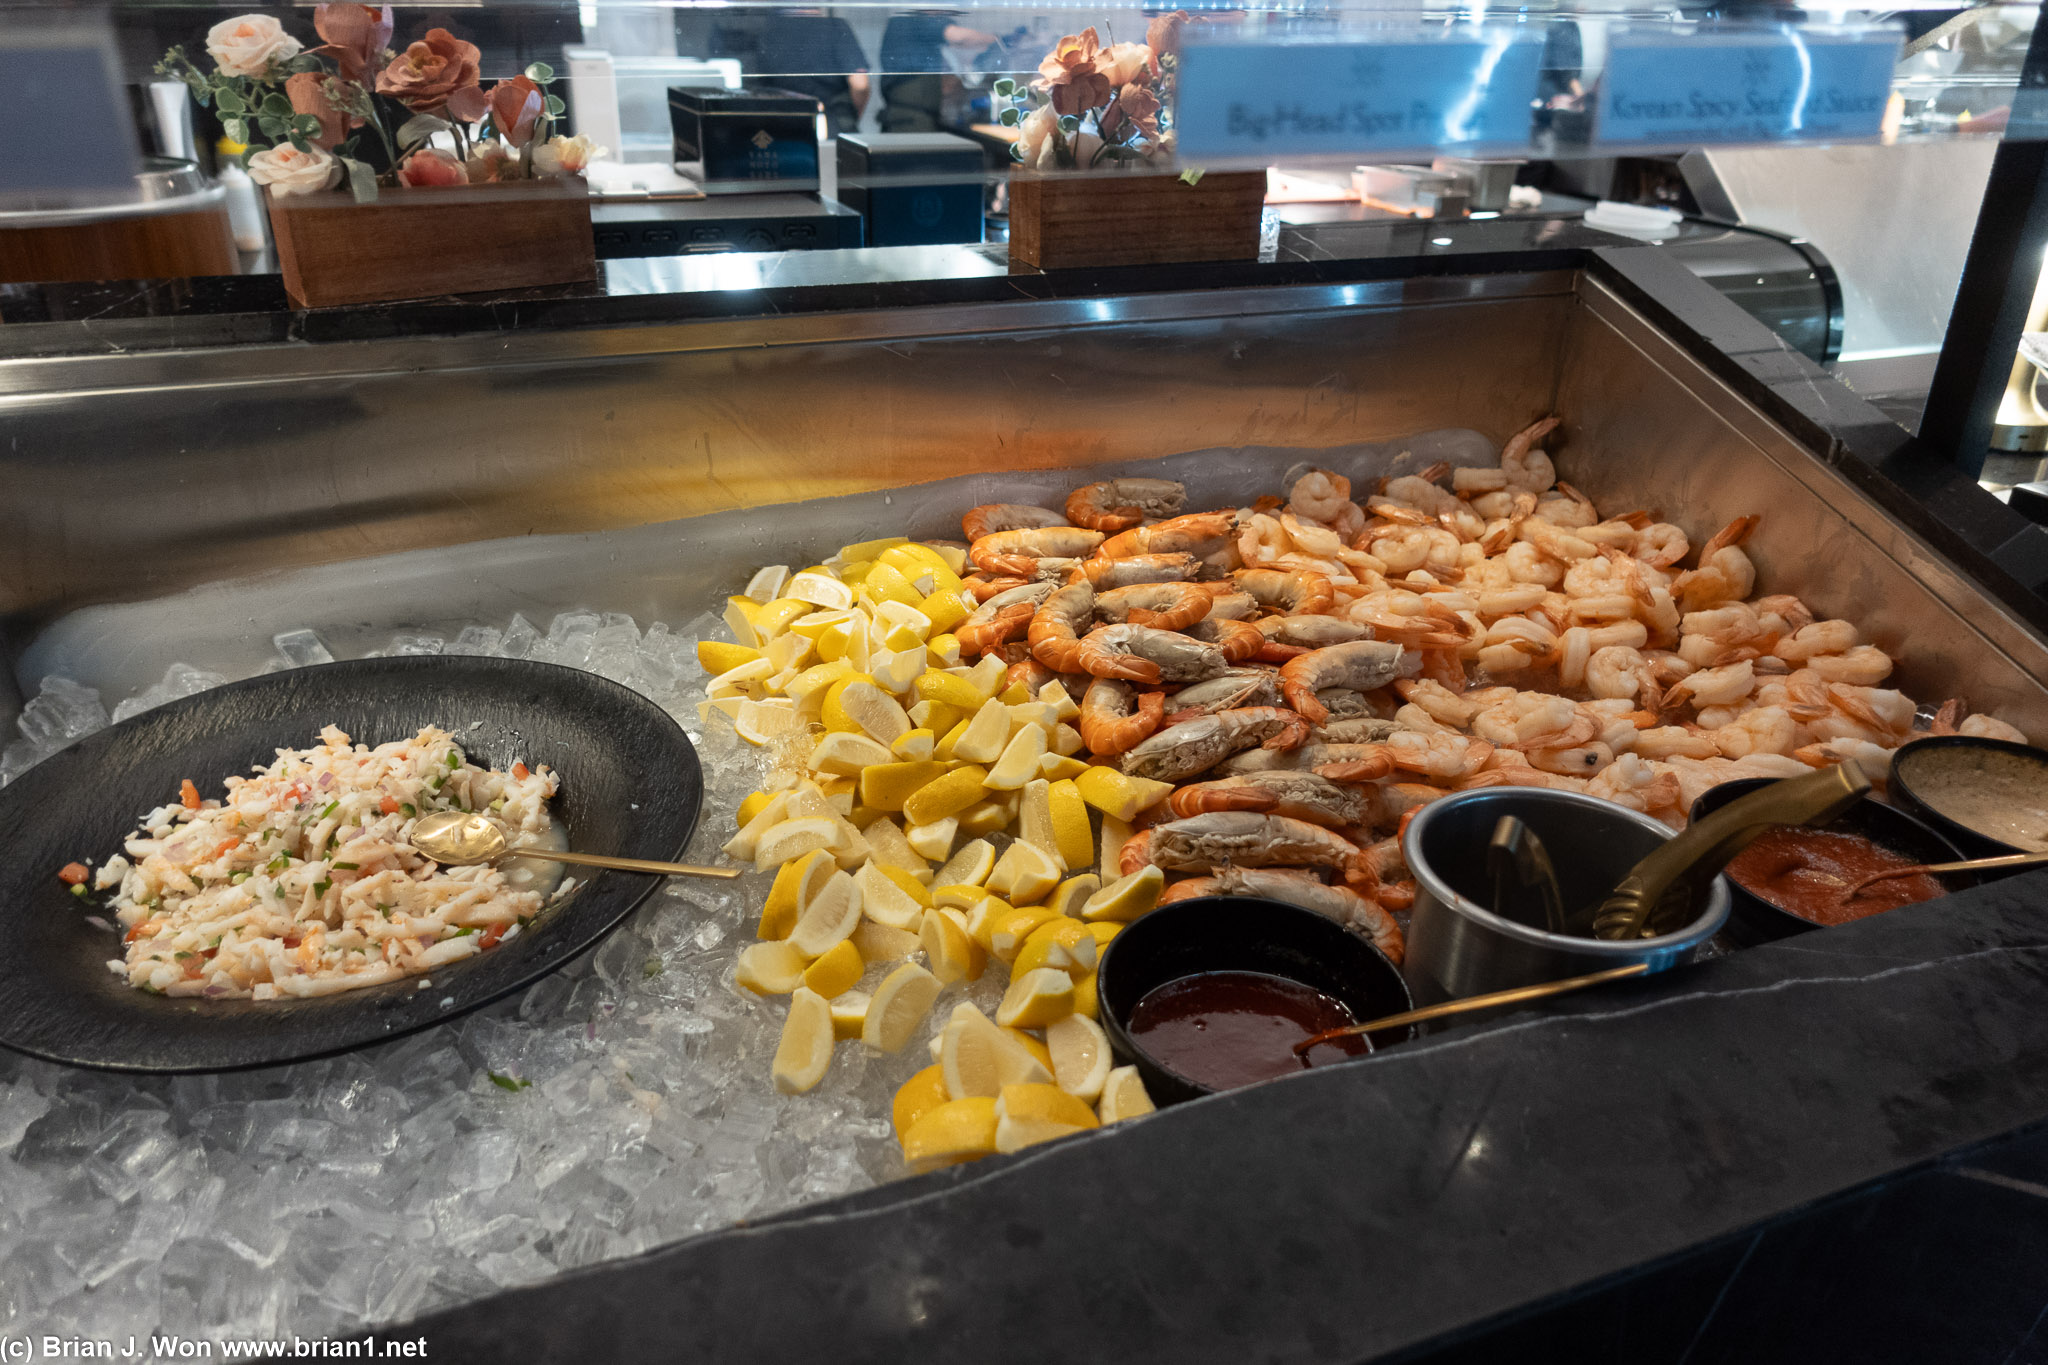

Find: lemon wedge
<box><xmin>871</xmin><ymin>646</ymin><xmax>926</xmax><ymax>696</ymax></box>
<box><xmin>744</xmin><ymin>565</ymin><xmax>792</xmax><ymax>602</ymax></box>
<box><xmin>801</xmin><ymin>938</ymin><xmax>863</xmax><ymax>998</ymax></box>
<box><xmin>963</xmin><ymin>654</ymin><xmax>1009</xmax><ymax>697</ymax></box>
<box><xmin>696</xmin><ymin>640</ymin><xmax>762</xmax><ymax>675</ymax></box>
<box><xmin>914</xmin><ymin>670</ymin><xmax>986</xmax><ymax>712</ymax></box>
<box><xmin>920</xmin><ymin>906</ymin><xmax>985</xmax><ymax>984</ymax></box>
<box><xmin>1045</xmin><ymin>873</ymin><xmax>1101</xmax><ymax>921</ymax></box>
<box><xmin>985</xmin><ymin>724</ymin><xmax>1047</xmax><ymax>791</ymax></box>
<box><xmin>862</xmin><ymin>962</ymin><xmax>942</xmax><ymax>1053</ymax></box>
<box><xmin>857</xmin><ymin>760</ymin><xmax>948</xmax><ymax>813</ymax></box>
<box><xmin>849</xmin><ymin>919</ymin><xmax>922</xmax><ymax>962</ymax></box>
<box><xmin>1097</xmin><ymin>1065</ymin><xmax>1156</xmax><ymax>1123</ymax></box>
<box><xmin>993</xmin><ymin>1082</ymin><xmax>1100</xmax><ymax>1154</ymax></box>
<box><xmin>901</xmin><ymin>1096</ymin><xmax>998</xmax><ymax>1173</ymax></box>
<box><xmin>954</xmin><ymin>797</ymin><xmax>1011</xmax><ymax>839</ymax></box>
<box><xmin>1073</xmin><ymin>767</ymin><xmax>1173</xmax><ymax>823</ymax></box>
<box><xmin>996</xmin><ymin>966</ymin><xmax>1076</xmax><ymax>1029</ymax></box>
<box><xmin>1080</xmin><ymin>865</ymin><xmax>1165</xmax><ymax>922</ymax></box>
<box><xmin>754</xmin><ymin>597</ymin><xmax>813</xmax><ymax>640</ymax></box>
<box><xmin>854</xmin><ymin>860</ymin><xmax>926</xmax><ymax>931</ymax></box>
<box><xmin>933</xmin><ymin>839</ymin><xmax>996</xmax><ymax>888</ymax></box>
<box><xmin>811</xmin><ymin>731</ymin><xmax>895</xmax><ymax>776</ymax></box>
<box><xmin>758</xmin><ymin>846</ymin><xmax>834</xmax><ymax>940</ymax></box>
<box><xmin>1046</xmin><ymin>780</ymin><xmax>1095</xmax><ymax>871</ymax></box>
<box><xmin>891</xmin><ymin>728</ymin><xmax>937</xmax><ymax>762</ymax></box>
<box><xmin>918</xmin><ymin>589</ymin><xmax>971</xmax><ymax>636</ymax></box>
<box><xmin>952</xmin><ymin>697</ymin><xmax>1012</xmax><ymax>765</ymax></box>
<box><xmin>988</xmin><ymin>841</ymin><xmax>1062</xmax><ymax>908</ymax></box>
<box><xmin>1046</xmin><ymin>1014</ymin><xmax>1111</xmax><ymax>1102</ymax></box>
<box><xmin>860</xmin><ymin>817</ymin><xmax>932</xmax><ymax>881</ymax></box>
<box><xmin>734</xmin><ymin>940</ymin><xmax>808</xmax><ymax>995</ymax></box>
<box><xmin>722</xmin><ymin>792</ymin><xmax>790</xmax><ymax>862</ymax></box>
<box><xmin>901</xmin><ymin>765</ymin><xmax>989</xmax><ymax>827</ymax></box>
<box><xmin>904</xmin><ymin>816</ymin><xmax>957</xmax><ymax>861</ymax></box>
<box><xmin>838</xmin><ymin>534</ymin><xmax>910</xmax><ymax>562</ymax></box>
<box><xmin>938</xmin><ymin>1006</ymin><xmax>1053</xmax><ymax>1098</ymax></box>
<box><xmin>892</xmin><ymin>1064</ymin><xmax>952</xmax><ymax>1139</ymax></box>
<box><xmin>1013</xmin><ymin>916</ymin><xmax>1098</xmax><ymax>976</ymax></box>
<box><xmin>735</xmin><ymin>699</ymin><xmax>805</xmax><ymax>747</ymax></box>
<box><xmin>987</xmin><ymin>904</ymin><xmax>1064</xmax><ymax>964</ymax></box>
<box><xmin>1098</xmin><ymin>812</ymin><xmax>1133</xmax><ymax>881</ymax></box>
<box><xmin>787</xmin><ymin>571</ymin><xmax>854</xmax><ymax>610</ymax></box>
<box><xmin>829</xmin><ymin>990</ymin><xmax>870</xmax><ymax>1040</ymax></box>
<box><xmin>830</xmin><ymin>680</ymin><xmax>911</xmax><ymax>746</ymax></box>
<box><xmin>788</xmin><ymin>868</ymin><xmax>863</xmax><ymax>957</ymax></box>
<box><xmin>751</xmin><ymin>815</ymin><xmax>840</xmax><ymax>870</ymax></box>
<box><xmin>723</xmin><ymin>596</ymin><xmax>763</xmax><ymax>647</ymax></box>
<box><xmin>771</xmin><ymin>988</ymin><xmax>835</xmax><ymax>1095</ymax></box>
<box><xmin>1014</xmin><ymin>778</ymin><xmax>1061</xmax><ymax>866</ymax></box>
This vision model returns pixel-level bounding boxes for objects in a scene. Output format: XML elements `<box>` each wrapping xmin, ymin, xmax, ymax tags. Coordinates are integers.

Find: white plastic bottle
<box><xmin>216</xmin><ymin>137</ymin><xmax>268</xmax><ymax>253</ymax></box>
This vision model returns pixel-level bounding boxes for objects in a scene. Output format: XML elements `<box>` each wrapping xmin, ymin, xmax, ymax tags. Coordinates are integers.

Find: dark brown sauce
<box><xmin>1128</xmin><ymin>970</ymin><xmax>1368</xmax><ymax>1091</ymax></box>
<box><xmin>1725</xmin><ymin>825</ymin><xmax>1946</xmax><ymax>926</ymax></box>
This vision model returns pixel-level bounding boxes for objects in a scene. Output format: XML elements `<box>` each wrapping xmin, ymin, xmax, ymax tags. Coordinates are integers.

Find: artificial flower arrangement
<box><xmin>156</xmin><ymin>5</ymin><xmax>605</xmax><ymax>202</ymax></box>
<box><xmin>996</xmin><ymin>11</ymin><xmax>1188</xmax><ymax>171</ymax></box>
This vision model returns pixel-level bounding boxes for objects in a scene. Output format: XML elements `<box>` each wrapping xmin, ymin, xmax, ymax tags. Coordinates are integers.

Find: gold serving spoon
<box><xmin>409</xmin><ymin>810</ymin><xmax>740</xmax><ymax>880</ymax></box>
<box><xmin>1294</xmin><ymin>963</ymin><xmax>1653</xmax><ymax>1057</ymax></box>
<box><xmin>1839</xmin><ymin>849</ymin><xmax>2048</xmax><ymax>901</ymax></box>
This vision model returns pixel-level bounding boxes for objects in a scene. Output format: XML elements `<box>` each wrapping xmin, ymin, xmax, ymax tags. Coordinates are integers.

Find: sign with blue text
<box><xmin>1596</xmin><ymin>27</ymin><xmax>1902</xmax><ymax>148</ymax></box>
<box><xmin>1175</xmin><ymin>33</ymin><xmax>1546</xmax><ymax>161</ymax></box>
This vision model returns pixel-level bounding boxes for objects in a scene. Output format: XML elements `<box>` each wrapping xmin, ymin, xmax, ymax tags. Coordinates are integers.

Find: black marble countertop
<box><xmin>382</xmin><ymin>868</ymin><xmax>2048</xmax><ymax>1364</ymax></box>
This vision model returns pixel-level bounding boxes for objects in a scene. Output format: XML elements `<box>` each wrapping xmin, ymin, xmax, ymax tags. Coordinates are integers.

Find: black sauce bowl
<box><xmin>1690</xmin><ymin>778</ymin><xmax>1977</xmax><ymax>947</ymax></box>
<box><xmin>1890</xmin><ymin>735</ymin><xmax>2048</xmax><ymax>862</ymax></box>
<box><xmin>1096</xmin><ymin>896</ymin><xmax>1414</xmax><ymax>1107</ymax></box>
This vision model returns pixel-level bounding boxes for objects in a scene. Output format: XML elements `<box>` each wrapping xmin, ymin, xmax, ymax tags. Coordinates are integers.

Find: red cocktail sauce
<box><xmin>1127</xmin><ymin>971</ymin><xmax>1369</xmax><ymax>1092</ymax></box>
<box><xmin>1724</xmin><ymin>826</ymin><xmax>1945</xmax><ymax>926</ymax></box>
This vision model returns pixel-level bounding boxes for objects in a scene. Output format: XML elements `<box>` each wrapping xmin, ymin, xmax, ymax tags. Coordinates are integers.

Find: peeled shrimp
<box><xmin>1234</xmin><ymin>567</ymin><xmax>1335</xmax><ymax>616</ymax></box>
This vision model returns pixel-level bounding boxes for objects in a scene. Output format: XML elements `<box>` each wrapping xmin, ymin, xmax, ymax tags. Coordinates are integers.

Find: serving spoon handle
<box><xmin>1840</xmin><ymin>849</ymin><xmax>2048</xmax><ymax>899</ymax></box>
<box><xmin>1293</xmin><ymin>962</ymin><xmax>1652</xmax><ymax>1056</ymax></box>
<box><xmin>509</xmin><ymin>848</ymin><xmax>741</xmax><ymax>879</ymax></box>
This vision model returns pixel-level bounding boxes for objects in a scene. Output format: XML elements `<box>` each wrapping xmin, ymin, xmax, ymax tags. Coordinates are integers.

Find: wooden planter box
<box><xmin>266</xmin><ymin>177</ymin><xmax>596</xmax><ymax>309</ymax></box>
<box><xmin>1008</xmin><ymin>168</ymin><xmax>1266</xmax><ymax>272</ymax></box>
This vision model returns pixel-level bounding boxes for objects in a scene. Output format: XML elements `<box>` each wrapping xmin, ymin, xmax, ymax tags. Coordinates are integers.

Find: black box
<box><xmin>669</xmin><ymin>87</ymin><xmax>823</xmax><ymax>193</ymax></box>
<box><xmin>836</xmin><ymin>132</ymin><xmax>984</xmax><ymax>247</ymax></box>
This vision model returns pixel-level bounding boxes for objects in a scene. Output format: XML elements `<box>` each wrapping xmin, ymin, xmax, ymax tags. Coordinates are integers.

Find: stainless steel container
<box><xmin>1401</xmin><ymin>788</ymin><xmax>1731</xmax><ymax>1007</ymax></box>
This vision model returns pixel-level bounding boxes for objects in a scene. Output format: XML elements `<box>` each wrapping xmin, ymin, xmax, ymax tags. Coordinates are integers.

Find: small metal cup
<box><xmin>1401</xmin><ymin>788</ymin><xmax>1730</xmax><ymax>1007</ymax></box>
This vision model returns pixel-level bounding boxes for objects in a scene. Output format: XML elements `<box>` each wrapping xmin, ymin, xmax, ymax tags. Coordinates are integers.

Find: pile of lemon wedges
<box><xmin>695</xmin><ymin>536</ymin><xmax>1177</xmax><ymax>1172</ymax></box>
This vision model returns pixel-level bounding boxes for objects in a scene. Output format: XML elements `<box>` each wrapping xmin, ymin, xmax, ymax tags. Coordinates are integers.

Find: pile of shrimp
<box><xmin>948</xmin><ymin>427</ymin><xmax>2032</xmax><ymax>963</ymax></box>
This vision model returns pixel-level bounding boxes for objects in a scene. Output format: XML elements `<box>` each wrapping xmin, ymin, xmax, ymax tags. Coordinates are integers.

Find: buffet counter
<box><xmin>5</xmin><ymin>227</ymin><xmax>2048</xmax><ymax>1362</ymax></box>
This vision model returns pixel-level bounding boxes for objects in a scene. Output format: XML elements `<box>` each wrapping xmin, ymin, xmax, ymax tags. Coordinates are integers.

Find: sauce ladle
<box><xmin>1840</xmin><ymin>849</ymin><xmax>2048</xmax><ymax>900</ymax></box>
<box><xmin>409</xmin><ymin>810</ymin><xmax>740</xmax><ymax>880</ymax></box>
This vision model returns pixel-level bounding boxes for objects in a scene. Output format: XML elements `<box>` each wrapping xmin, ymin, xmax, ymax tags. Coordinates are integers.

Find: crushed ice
<box><xmin>0</xmin><ymin>611</ymin><xmax>1002</xmax><ymax>1347</ymax></box>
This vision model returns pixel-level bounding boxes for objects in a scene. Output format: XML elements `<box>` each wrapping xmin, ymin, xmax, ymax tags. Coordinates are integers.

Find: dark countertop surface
<box><xmin>381</xmin><ymin>868</ymin><xmax>2048</xmax><ymax>1364</ymax></box>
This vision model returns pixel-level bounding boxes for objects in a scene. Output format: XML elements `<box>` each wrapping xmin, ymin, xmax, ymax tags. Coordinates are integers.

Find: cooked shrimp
<box><xmin>961</xmin><ymin>503</ymin><xmax>1066</xmax><ymax>543</ymax></box>
<box><xmin>1162</xmin><ymin>669</ymin><xmax>1283</xmax><ymax>721</ymax></box>
<box><xmin>1185</xmin><ymin>617</ymin><xmax>1266</xmax><ymax>664</ymax></box>
<box><xmin>1065</xmin><ymin>478</ymin><xmax>1186</xmax><ymax>533</ymax></box>
<box><xmin>1094</xmin><ymin>582</ymin><xmax>1211</xmax><ymax>632</ymax></box>
<box><xmin>969</xmin><ymin>526</ymin><xmax>1105</xmax><ymax>578</ymax></box>
<box><xmin>1769</xmin><ymin>619</ymin><xmax>1856</xmax><ymax>665</ymax></box>
<box><xmin>1500</xmin><ymin>415</ymin><xmax>1560</xmax><ymax>493</ymax></box>
<box><xmin>1120</xmin><ymin>707</ymin><xmax>1311</xmax><ymax>783</ymax></box>
<box><xmin>1099</xmin><ymin>510</ymin><xmax>1239</xmax><ymax>560</ymax></box>
<box><xmin>956</xmin><ymin>581</ymin><xmax>1054</xmax><ymax>656</ymax></box>
<box><xmin>1027</xmin><ymin>579</ymin><xmax>1095</xmax><ymax>673</ymax></box>
<box><xmin>1071</xmin><ymin>552</ymin><xmax>1200</xmax><ymax>589</ymax></box>
<box><xmin>1120</xmin><ymin>813</ymin><xmax>1364</xmax><ymax>877</ymax></box>
<box><xmin>1167</xmin><ymin>771</ymin><xmax>1372</xmax><ymax>828</ymax></box>
<box><xmin>1961</xmin><ymin>714</ymin><xmax>2029</xmax><ymax>743</ymax></box>
<box><xmin>1279</xmin><ymin>641</ymin><xmax>1421</xmax><ymax>723</ymax></box>
<box><xmin>1673</xmin><ymin>516</ymin><xmax>1759</xmax><ymax>611</ymax></box>
<box><xmin>1804</xmin><ymin>646</ymin><xmax>1894</xmax><ymax>686</ymax></box>
<box><xmin>1288</xmin><ymin>469</ymin><xmax>1355</xmax><ymax>523</ymax></box>
<box><xmin>1316</xmin><ymin>730</ymin><xmax>1496</xmax><ymax>784</ymax></box>
<box><xmin>1076</xmin><ymin>678</ymin><xmax>1165</xmax><ymax>758</ymax></box>
<box><xmin>1072</xmin><ymin>623</ymin><xmax>1212</xmax><ymax>684</ymax></box>
<box><xmin>1233</xmin><ymin>567</ymin><xmax>1335</xmax><ymax>616</ymax></box>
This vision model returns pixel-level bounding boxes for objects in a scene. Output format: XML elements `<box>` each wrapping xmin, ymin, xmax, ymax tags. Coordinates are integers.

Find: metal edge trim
<box><xmin>0</xmin><ymin>270</ymin><xmax>1582</xmax><ymax>402</ymax></box>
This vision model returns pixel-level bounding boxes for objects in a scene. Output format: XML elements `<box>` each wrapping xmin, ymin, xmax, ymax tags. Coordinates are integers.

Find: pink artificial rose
<box><xmin>1116</xmin><ymin>81</ymin><xmax>1162</xmax><ymax>137</ymax></box>
<box><xmin>397</xmin><ymin>148</ymin><xmax>468</xmax><ymax>187</ymax></box>
<box><xmin>465</xmin><ymin>140</ymin><xmax>515</xmax><ymax>182</ymax></box>
<box><xmin>1018</xmin><ymin>103</ymin><xmax>1061</xmax><ymax>171</ymax></box>
<box><xmin>311</xmin><ymin>3</ymin><xmax>393</xmax><ymax>86</ymax></box>
<box><xmin>1145</xmin><ymin>11</ymin><xmax>1190</xmax><ymax>61</ymax></box>
<box><xmin>1036</xmin><ymin>28</ymin><xmax>1113</xmax><ymax>117</ymax></box>
<box><xmin>246</xmin><ymin>143</ymin><xmax>341</xmax><ymax>197</ymax></box>
<box><xmin>206</xmin><ymin>15</ymin><xmax>302</xmax><ymax>78</ymax></box>
<box><xmin>1097</xmin><ymin>43</ymin><xmax>1151</xmax><ymax>88</ymax></box>
<box><xmin>375</xmin><ymin>28</ymin><xmax>481</xmax><ymax>114</ymax></box>
<box><xmin>533</xmin><ymin>134</ymin><xmax>604</xmax><ymax>176</ymax></box>
<box><xmin>485</xmin><ymin>75</ymin><xmax>544</xmax><ymax>148</ymax></box>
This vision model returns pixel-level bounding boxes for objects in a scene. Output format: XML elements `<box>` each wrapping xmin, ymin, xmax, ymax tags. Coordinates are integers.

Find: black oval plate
<box><xmin>0</xmin><ymin>656</ymin><xmax>701</xmax><ymax>1073</ymax></box>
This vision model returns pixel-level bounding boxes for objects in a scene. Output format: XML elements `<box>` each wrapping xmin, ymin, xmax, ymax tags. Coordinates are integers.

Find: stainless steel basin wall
<box><xmin>3</xmin><ymin>267</ymin><xmax>2045</xmax><ymax>737</ymax></box>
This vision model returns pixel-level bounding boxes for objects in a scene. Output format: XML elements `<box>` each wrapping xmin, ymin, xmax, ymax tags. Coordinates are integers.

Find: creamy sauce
<box><xmin>1907</xmin><ymin>749</ymin><xmax>2048</xmax><ymax>853</ymax></box>
<box><xmin>501</xmin><ymin>820</ymin><xmax>572</xmax><ymax>898</ymax></box>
